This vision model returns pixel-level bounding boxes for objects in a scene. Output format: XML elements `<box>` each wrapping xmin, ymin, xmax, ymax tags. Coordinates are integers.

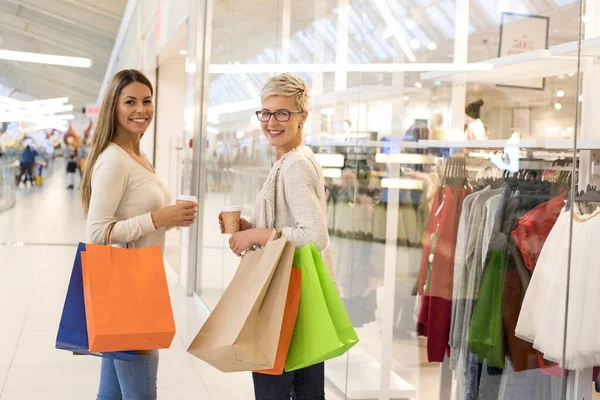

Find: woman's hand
<box><xmin>228</xmin><ymin>228</ymin><xmax>274</xmax><ymax>256</ymax></box>
<box><xmin>151</xmin><ymin>202</ymin><xmax>198</xmax><ymax>229</ymax></box>
<box><xmin>218</xmin><ymin>214</ymin><xmax>253</xmax><ymax>233</ymax></box>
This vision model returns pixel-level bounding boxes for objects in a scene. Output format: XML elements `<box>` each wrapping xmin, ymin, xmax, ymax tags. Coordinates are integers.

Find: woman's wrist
<box><xmin>254</xmin><ymin>228</ymin><xmax>276</xmax><ymax>246</ymax></box>
<box><xmin>151</xmin><ymin>211</ymin><xmax>162</xmax><ymax>229</ymax></box>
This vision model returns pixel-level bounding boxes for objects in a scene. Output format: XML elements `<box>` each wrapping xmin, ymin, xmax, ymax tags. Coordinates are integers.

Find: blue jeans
<box><xmin>97</xmin><ymin>351</ymin><xmax>159</xmax><ymax>400</ymax></box>
<box><xmin>252</xmin><ymin>362</ymin><xmax>325</xmax><ymax>400</ymax></box>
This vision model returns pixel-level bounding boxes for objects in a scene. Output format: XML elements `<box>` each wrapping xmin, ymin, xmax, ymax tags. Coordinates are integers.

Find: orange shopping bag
<box><xmin>81</xmin><ymin>244</ymin><xmax>176</xmax><ymax>353</ymax></box>
<box><xmin>255</xmin><ymin>267</ymin><xmax>302</xmax><ymax>375</ymax></box>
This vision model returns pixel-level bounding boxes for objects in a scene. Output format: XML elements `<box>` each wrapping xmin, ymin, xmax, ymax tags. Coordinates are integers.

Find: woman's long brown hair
<box><xmin>81</xmin><ymin>69</ymin><xmax>153</xmax><ymax>217</ymax></box>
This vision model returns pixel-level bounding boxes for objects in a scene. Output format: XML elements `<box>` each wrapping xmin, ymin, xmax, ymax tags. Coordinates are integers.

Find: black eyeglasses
<box><xmin>255</xmin><ymin>110</ymin><xmax>302</xmax><ymax>122</ymax></box>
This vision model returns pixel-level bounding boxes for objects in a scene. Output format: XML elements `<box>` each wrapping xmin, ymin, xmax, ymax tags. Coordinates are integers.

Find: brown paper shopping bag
<box><xmin>81</xmin><ymin>244</ymin><xmax>176</xmax><ymax>353</ymax></box>
<box><xmin>187</xmin><ymin>237</ymin><xmax>295</xmax><ymax>372</ymax></box>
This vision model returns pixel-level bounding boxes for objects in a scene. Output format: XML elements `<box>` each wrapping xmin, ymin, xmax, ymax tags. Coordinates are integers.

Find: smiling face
<box><xmin>115</xmin><ymin>82</ymin><xmax>154</xmax><ymax>137</ymax></box>
<box><xmin>260</xmin><ymin>95</ymin><xmax>307</xmax><ymax>155</ymax></box>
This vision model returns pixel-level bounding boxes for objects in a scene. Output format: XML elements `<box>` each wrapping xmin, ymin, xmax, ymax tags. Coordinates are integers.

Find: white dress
<box><xmin>516</xmin><ymin>206</ymin><xmax>600</xmax><ymax>369</ymax></box>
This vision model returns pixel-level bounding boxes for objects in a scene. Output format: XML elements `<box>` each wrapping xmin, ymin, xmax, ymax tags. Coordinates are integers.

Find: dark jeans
<box><xmin>252</xmin><ymin>362</ymin><xmax>325</xmax><ymax>400</ymax></box>
<box><xmin>19</xmin><ymin>162</ymin><xmax>33</xmax><ymax>183</ymax></box>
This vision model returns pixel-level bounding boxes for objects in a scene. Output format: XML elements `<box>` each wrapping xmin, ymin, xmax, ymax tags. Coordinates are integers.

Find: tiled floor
<box><xmin>0</xmin><ymin>166</ymin><xmax>354</xmax><ymax>400</ymax></box>
<box><xmin>0</xmin><ymin>168</ymin><xmax>255</xmax><ymax>400</ymax></box>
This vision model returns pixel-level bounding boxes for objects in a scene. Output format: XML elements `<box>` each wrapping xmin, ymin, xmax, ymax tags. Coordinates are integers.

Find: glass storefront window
<box><xmin>187</xmin><ymin>0</ymin><xmax>596</xmax><ymax>398</ymax></box>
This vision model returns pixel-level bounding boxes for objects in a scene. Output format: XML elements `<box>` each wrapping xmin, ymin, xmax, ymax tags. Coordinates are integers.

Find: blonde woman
<box><xmin>220</xmin><ymin>73</ymin><xmax>335</xmax><ymax>399</ymax></box>
<box><xmin>81</xmin><ymin>69</ymin><xmax>197</xmax><ymax>399</ymax></box>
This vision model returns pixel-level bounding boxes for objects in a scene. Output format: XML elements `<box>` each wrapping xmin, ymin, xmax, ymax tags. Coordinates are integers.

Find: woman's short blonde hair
<box><xmin>261</xmin><ymin>73</ymin><xmax>309</xmax><ymax>112</ymax></box>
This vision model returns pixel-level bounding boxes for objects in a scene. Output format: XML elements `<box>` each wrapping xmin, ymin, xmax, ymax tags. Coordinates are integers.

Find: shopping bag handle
<box><xmin>104</xmin><ymin>222</ymin><xmax>117</xmax><ymax>245</ymax></box>
<box><xmin>104</xmin><ymin>222</ymin><xmax>136</xmax><ymax>249</ymax></box>
<box><xmin>267</xmin><ymin>228</ymin><xmax>279</xmax><ymax>242</ymax></box>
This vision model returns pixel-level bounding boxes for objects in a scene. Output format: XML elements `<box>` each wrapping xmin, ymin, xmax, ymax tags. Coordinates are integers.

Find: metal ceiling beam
<box><xmin>0</xmin><ymin>4</ymin><xmax>114</xmax><ymax>51</ymax></box>
<box><xmin>0</xmin><ymin>74</ymin><xmax>98</xmax><ymax>104</ymax></box>
<box><xmin>0</xmin><ymin>31</ymin><xmax>108</xmax><ymax>66</ymax></box>
<box><xmin>0</xmin><ymin>70</ymin><xmax>92</xmax><ymax>107</ymax></box>
<box><xmin>5</xmin><ymin>0</ymin><xmax>119</xmax><ymax>40</ymax></box>
<box><xmin>0</xmin><ymin>61</ymin><xmax>100</xmax><ymax>95</ymax></box>
<box><xmin>11</xmin><ymin>61</ymin><xmax>104</xmax><ymax>88</ymax></box>
<box><xmin>57</xmin><ymin>0</ymin><xmax>124</xmax><ymax>21</ymax></box>
<box><xmin>0</xmin><ymin>12</ymin><xmax>109</xmax><ymax>61</ymax></box>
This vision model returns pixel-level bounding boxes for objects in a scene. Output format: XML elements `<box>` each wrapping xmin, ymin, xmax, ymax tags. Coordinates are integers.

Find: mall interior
<box><xmin>1</xmin><ymin>0</ymin><xmax>600</xmax><ymax>399</ymax></box>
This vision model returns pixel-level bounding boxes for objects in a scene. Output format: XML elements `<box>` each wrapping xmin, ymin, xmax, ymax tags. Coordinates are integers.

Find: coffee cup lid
<box><xmin>176</xmin><ymin>195</ymin><xmax>198</xmax><ymax>202</ymax></box>
<box><xmin>221</xmin><ymin>205</ymin><xmax>242</xmax><ymax>212</ymax></box>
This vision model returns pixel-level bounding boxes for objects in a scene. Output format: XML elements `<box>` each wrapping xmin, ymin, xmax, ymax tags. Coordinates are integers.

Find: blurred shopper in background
<box><xmin>18</xmin><ymin>144</ymin><xmax>37</xmax><ymax>187</ymax></box>
<box><xmin>66</xmin><ymin>155</ymin><xmax>77</xmax><ymax>189</ymax></box>
<box><xmin>81</xmin><ymin>69</ymin><xmax>197</xmax><ymax>400</ymax></box>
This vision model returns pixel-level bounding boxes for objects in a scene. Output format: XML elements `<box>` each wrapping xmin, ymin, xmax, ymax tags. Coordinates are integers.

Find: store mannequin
<box><xmin>465</xmin><ymin>99</ymin><xmax>488</xmax><ymax>140</ymax></box>
<box><xmin>430</xmin><ymin>111</ymin><xmax>447</xmax><ymax>140</ymax></box>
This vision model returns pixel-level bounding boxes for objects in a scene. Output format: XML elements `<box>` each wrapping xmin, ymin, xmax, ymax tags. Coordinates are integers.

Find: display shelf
<box><xmin>550</xmin><ymin>36</ymin><xmax>600</xmax><ymax>58</ymax></box>
<box><xmin>325</xmin><ymin>347</ymin><xmax>416</xmax><ymax>399</ymax></box>
<box><xmin>400</xmin><ymin>141</ymin><xmax>426</xmax><ymax>149</ymax></box>
<box><xmin>544</xmin><ymin>139</ymin><xmax>600</xmax><ymax>150</ymax></box>
<box><xmin>420</xmin><ymin>49</ymin><xmax>576</xmax><ymax>84</ymax></box>
<box><xmin>417</xmin><ymin>139</ymin><xmax>546</xmax><ymax>149</ymax></box>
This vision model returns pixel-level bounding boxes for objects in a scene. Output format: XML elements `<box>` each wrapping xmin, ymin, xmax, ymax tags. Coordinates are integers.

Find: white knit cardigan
<box><xmin>252</xmin><ymin>145</ymin><xmax>336</xmax><ymax>282</ymax></box>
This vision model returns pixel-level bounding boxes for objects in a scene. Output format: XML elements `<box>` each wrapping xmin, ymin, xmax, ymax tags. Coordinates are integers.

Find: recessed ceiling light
<box><xmin>179</xmin><ymin>50</ymin><xmax>188</xmax><ymax>55</ymax></box>
<box><xmin>410</xmin><ymin>39</ymin><xmax>420</xmax><ymax>49</ymax></box>
<box><xmin>557</xmin><ymin>90</ymin><xmax>565</xmax><ymax>97</ymax></box>
<box><xmin>555</xmin><ymin>102</ymin><xmax>562</xmax><ymax>110</ymax></box>
<box><xmin>403</xmin><ymin>96</ymin><xmax>409</xmax><ymax>101</ymax></box>
<box><xmin>415</xmin><ymin>82</ymin><xmax>423</xmax><ymax>89</ymax></box>
<box><xmin>406</xmin><ymin>20</ymin><xmax>416</xmax><ymax>30</ymax></box>
<box><xmin>568</xmin><ymin>72</ymin><xmax>576</xmax><ymax>77</ymax></box>
<box><xmin>559</xmin><ymin>74</ymin><xmax>565</xmax><ymax>79</ymax></box>
<box><xmin>427</xmin><ymin>42</ymin><xmax>437</xmax><ymax>51</ymax></box>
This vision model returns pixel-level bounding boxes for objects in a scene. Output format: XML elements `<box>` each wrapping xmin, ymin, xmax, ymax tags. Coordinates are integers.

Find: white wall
<box><xmin>99</xmin><ymin>0</ymin><xmax>189</xmax><ymax>100</ymax></box>
<box><xmin>155</xmin><ymin>57</ymin><xmax>186</xmax><ymax>198</ymax></box>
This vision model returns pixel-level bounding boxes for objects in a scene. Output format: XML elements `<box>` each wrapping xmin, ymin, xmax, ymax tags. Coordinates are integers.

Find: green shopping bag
<box><xmin>468</xmin><ymin>246</ymin><xmax>506</xmax><ymax>369</ymax></box>
<box><xmin>285</xmin><ymin>244</ymin><xmax>359</xmax><ymax>371</ymax></box>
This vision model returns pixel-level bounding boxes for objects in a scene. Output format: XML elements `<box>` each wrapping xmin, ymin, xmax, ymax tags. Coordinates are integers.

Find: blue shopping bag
<box><xmin>55</xmin><ymin>243</ymin><xmax>138</xmax><ymax>361</ymax></box>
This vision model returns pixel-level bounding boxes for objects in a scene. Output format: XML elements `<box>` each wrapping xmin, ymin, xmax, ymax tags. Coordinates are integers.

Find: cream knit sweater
<box><xmin>253</xmin><ymin>145</ymin><xmax>336</xmax><ymax>281</ymax></box>
<box><xmin>87</xmin><ymin>143</ymin><xmax>171</xmax><ymax>252</ymax></box>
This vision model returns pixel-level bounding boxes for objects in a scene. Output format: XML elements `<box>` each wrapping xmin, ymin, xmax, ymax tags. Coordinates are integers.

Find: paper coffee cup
<box><xmin>221</xmin><ymin>205</ymin><xmax>242</xmax><ymax>234</ymax></box>
<box><xmin>176</xmin><ymin>195</ymin><xmax>198</xmax><ymax>204</ymax></box>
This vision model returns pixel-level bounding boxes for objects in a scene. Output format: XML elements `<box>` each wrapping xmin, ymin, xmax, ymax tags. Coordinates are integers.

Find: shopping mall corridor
<box><xmin>0</xmin><ymin>168</ymin><xmax>259</xmax><ymax>400</ymax></box>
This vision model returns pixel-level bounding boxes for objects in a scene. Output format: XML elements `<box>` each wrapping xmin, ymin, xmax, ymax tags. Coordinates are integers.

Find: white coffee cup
<box><xmin>176</xmin><ymin>195</ymin><xmax>198</xmax><ymax>204</ymax></box>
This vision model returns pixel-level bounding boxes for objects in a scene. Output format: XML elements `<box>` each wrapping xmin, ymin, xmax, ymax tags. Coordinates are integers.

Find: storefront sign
<box><xmin>498</xmin><ymin>12</ymin><xmax>549</xmax><ymax>90</ymax></box>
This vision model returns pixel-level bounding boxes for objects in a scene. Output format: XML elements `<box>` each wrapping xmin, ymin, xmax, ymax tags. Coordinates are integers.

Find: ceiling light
<box><xmin>403</xmin><ymin>96</ymin><xmax>409</xmax><ymax>101</ymax></box>
<box><xmin>376</xmin><ymin>153</ymin><xmax>437</xmax><ymax>164</ymax></box>
<box><xmin>0</xmin><ymin>49</ymin><xmax>92</xmax><ymax>68</ymax></box>
<box><xmin>406</xmin><ymin>20</ymin><xmax>416</xmax><ymax>30</ymax></box>
<box><xmin>415</xmin><ymin>82</ymin><xmax>423</xmax><ymax>89</ymax></box>
<box><xmin>554</xmin><ymin>102</ymin><xmax>562</xmax><ymax>110</ymax></box>
<box><xmin>557</xmin><ymin>90</ymin><xmax>565</xmax><ymax>97</ymax></box>
<box><xmin>322</xmin><ymin>168</ymin><xmax>342</xmax><ymax>179</ymax></box>
<box><xmin>558</xmin><ymin>74</ymin><xmax>565</xmax><ymax>79</ymax></box>
<box><xmin>179</xmin><ymin>50</ymin><xmax>188</xmax><ymax>55</ymax></box>
<box><xmin>381</xmin><ymin>178</ymin><xmax>423</xmax><ymax>190</ymax></box>
<box><xmin>410</xmin><ymin>39</ymin><xmax>420</xmax><ymax>49</ymax></box>
<box><xmin>208</xmin><ymin>63</ymin><xmax>493</xmax><ymax>73</ymax></box>
<box><xmin>427</xmin><ymin>42</ymin><xmax>437</xmax><ymax>51</ymax></box>
<box><xmin>568</xmin><ymin>72</ymin><xmax>576</xmax><ymax>77</ymax></box>
<box><xmin>314</xmin><ymin>153</ymin><xmax>345</xmax><ymax>168</ymax></box>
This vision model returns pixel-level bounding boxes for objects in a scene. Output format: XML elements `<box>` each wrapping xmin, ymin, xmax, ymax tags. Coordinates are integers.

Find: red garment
<box><xmin>511</xmin><ymin>192</ymin><xmax>566</xmax><ymax>273</ymax></box>
<box><xmin>417</xmin><ymin>186</ymin><xmax>469</xmax><ymax>362</ymax></box>
<box><xmin>510</xmin><ymin>192</ymin><xmax>567</xmax><ymax>373</ymax></box>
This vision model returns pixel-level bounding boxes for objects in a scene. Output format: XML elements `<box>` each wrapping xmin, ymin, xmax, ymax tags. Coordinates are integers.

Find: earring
<box><xmin>299</xmin><ymin>124</ymin><xmax>303</xmax><ymax>129</ymax></box>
